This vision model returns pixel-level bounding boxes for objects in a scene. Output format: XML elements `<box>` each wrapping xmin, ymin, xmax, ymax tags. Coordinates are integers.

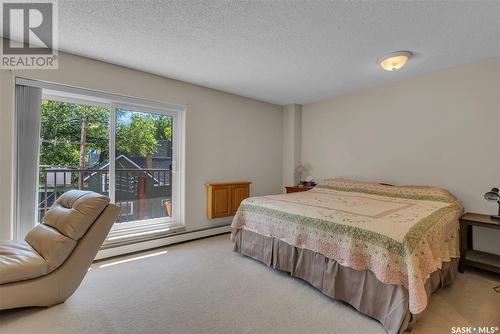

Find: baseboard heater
<box><xmin>95</xmin><ymin>225</ymin><xmax>231</xmax><ymax>260</ymax></box>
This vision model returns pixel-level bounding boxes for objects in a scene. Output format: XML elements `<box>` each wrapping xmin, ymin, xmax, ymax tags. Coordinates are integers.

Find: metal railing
<box><xmin>38</xmin><ymin>168</ymin><xmax>171</xmax><ymax>223</ymax></box>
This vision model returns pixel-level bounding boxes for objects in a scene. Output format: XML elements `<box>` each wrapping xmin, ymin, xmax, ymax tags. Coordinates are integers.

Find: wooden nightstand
<box><xmin>459</xmin><ymin>213</ymin><xmax>500</xmax><ymax>274</ymax></box>
<box><xmin>285</xmin><ymin>185</ymin><xmax>314</xmax><ymax>193</ymax></box>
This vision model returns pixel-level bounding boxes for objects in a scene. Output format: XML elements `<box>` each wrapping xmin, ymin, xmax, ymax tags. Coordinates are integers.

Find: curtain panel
<box><xmin>15</xmin><ymin>84</ymin><xmax>42</xmax><ymax>239</ymax></box>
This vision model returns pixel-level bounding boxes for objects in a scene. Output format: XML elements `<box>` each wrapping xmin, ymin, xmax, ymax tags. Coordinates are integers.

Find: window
<box><xmin>15</xmin><ymin>79</ymin><xmax>184</xmax><ymax>245</ymax></box>
<box><xmin>38</xmin><ymin>99</ymin><xmax>110</xmax><ymax>223</ymax></box>
<box><xmin>113</xmin><ymin>107</ymin><xmax>174</xmax><ymax>225</ymax></box>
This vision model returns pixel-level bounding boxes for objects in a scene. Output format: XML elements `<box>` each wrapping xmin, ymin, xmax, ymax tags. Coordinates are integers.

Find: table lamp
<box><xmin>296</xmin><ymin>165</ymin><xmax>308</xmax><ymax>183</ymax></box>
<box><xmin>484</xmin><ymin>187</ymin><xmax>500</xmax><ymax>220</ymax></box>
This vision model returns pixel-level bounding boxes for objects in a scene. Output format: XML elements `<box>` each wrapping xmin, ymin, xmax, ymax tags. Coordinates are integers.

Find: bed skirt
<box><xmin>232</xmin><ymin>228</ymin><xmax>457</xmax><ymax>334</ymax></box>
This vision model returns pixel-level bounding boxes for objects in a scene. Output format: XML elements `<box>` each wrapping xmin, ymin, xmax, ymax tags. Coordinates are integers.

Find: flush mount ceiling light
<box><xmin>378</xmin><ymin>51</ymin><xmax>412</xmax><ymax>71</ymax></box>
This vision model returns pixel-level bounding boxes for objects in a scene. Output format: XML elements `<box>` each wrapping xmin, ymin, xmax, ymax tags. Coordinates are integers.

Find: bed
<box><xmin>231</xmin><ymin>178</ymin><xmax>463</xmax><ymax>334</ymax></box>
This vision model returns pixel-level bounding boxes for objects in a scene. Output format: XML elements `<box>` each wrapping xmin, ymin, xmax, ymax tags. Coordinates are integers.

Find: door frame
<box><xmin>109</xmin><ymin>103</ymin><xmax>182</xmax><ymax>234</ymax></box>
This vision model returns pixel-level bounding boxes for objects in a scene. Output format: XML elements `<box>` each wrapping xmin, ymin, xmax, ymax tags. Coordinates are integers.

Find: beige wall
<box><xmin>2</xmin><ymin>47</ymin><xmax>498</xmax><ymax>256</ymax></box>
<box><xmin>0</xmin><ymin>51</ymin><xmax>283</xmax><ymax>239</ymax></box>
<box><xmin>282</xmin><ymin>104</ymin><xmax>302</xmax><ymax>190</ymax></box>
<box><xmin>302</xmin><ymin>57</ymin><xmax>500</xmax><ymax>255</ymax></box>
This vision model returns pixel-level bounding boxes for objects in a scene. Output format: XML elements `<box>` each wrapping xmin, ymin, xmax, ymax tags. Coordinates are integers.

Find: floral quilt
<box><xmin>231</xmin><ymin>178</ymin><xmax>463</xmax><ymax>314</ymax></box>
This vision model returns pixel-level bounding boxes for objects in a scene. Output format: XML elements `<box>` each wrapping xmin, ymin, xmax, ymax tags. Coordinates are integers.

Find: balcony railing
<box><xmin>38</xmin><ymin>168</ymin><xmax>172</xmax><ymax>223</ymax></box>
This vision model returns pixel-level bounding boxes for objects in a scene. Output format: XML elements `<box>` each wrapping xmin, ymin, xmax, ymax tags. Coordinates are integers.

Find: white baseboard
<box><xmin>95</xmin><ymin>225</ymin><xmax>231</xmax><ymax>260</ymax></box>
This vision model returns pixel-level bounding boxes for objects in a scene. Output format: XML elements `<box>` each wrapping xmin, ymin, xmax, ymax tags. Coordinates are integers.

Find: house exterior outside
<box><xmin>38</xmin><ymin>140</ymin><xmax>172</xmax><ymax>224</ymax></box>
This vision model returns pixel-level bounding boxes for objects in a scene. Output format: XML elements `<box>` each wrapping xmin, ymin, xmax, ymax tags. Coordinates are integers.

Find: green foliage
<box><xmin>116</xmin><ymin>112</ymin><xmax>158</xmax><ymax>157</ymax></box>
<box><xmin>40</xmin><ymin>101</ymin><xmax>173</xmax><ymax>168</ymax></box>
<box><xmin>115</xmin><ymin>110</ymin><xmax>173</xmax><ymax>158</ymax></box>
<box><xmin>40</xmin><ymin>100</ymin><xmax>109</xmax><ymax>167</ymax></box>
<box><xmin>154</xmin><ymin>115</ymin><xmax>173</xmax><ymax>141</ymax></box>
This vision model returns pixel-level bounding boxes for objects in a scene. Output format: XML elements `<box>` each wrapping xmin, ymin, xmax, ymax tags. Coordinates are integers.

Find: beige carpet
<box><xmin>1</xmin><ymin>234</ymin><xmax>499</xmax><ymax>334</ymax></box>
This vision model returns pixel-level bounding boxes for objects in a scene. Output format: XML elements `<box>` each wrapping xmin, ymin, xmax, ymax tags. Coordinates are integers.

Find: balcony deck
<box><xmin>39</xmin><ymin>168</ymin><xmax>172</xmax><ymax>223</ymax></box>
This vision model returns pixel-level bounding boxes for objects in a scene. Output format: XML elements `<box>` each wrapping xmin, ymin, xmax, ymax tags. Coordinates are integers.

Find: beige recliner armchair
<box><xmin>0</xmin><ymin>190</ymin><xmax>120</xmax><ymax>310</ymax></box>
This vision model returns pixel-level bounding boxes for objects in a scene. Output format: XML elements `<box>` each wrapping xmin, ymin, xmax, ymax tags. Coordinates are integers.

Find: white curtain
<box><xmin>15</xmin><ymin>84</ymin><xmax>42</xmax><ymax>238</ymax></box>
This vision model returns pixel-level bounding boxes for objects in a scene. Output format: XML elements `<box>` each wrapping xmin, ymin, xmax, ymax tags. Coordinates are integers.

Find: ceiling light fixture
<box><xmin>379</xmin><ymin>51</ymin><xmax>412</xmax><ymax>71</ymax></box>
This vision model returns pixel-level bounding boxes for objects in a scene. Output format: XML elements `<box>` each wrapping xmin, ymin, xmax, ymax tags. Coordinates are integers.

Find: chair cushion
<box><xmin>0</xmin><ymin>240</ymin><xmax>48</xmax><ymax>284</ymax></box>
<box><xmin>43</xmin><ymin>190</ymin><xmax>110</xmax><ymax>240</ymax></box>
<box><xmin>25</xmin><ymin>224</ymin><xmax>77</xmax><ymax>271</ymax></box>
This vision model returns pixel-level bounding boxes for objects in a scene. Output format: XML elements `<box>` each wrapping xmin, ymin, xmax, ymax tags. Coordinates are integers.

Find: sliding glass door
<box><xmin>38</xmin><ymin>98</ymin><xmax>110</xmax><ymax>223</ymax></box>
<box><xmin>37</xmin><ymin>94</ymin><xmax>181</xmax><ymax>241</ymax></box>
<box><xmin>113</xmin><ymin>106</ymin><xmax>176</xmax><ymax>226</ymax></box>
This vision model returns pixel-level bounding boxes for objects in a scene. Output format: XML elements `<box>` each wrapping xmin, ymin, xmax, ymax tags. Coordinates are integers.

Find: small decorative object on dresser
<box><xmin>296</xmin><ymin>164</ymin><xmax>309</xmax><ymax>183</ymax></box>
<box><xmin>295</xmin><ymin>164</ymin><xmax>316</xmax><ymax>186</ymax></box>
<box><xmin>484</xmin><ymin>187</ymin><xmax>500</xmax><ymax>219</ymax></box>
<box><xmin>301</xmin><ymin>175</ymin><xmax>316</xmax><ymax>187</ymax></box>
<box><xmin>285</xmin><ymin>185</ymin><xmax>314</xmax><ymax>193</ymax></box>
<box><xmin>459</xmin><ymin>213</ymin><xmax>500</xmax><ymax>274</ymax></box>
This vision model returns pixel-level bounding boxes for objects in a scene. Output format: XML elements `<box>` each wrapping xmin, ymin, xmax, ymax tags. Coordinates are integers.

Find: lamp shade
<box><xmin>484</xmin><ymin>187</ymin><xmax>500</xmax><ymax>201</ymax></box>
<box><xmin>296</xmin><ymin>165</ymin><xmax>308</xmax><ymax>173</ymax></box>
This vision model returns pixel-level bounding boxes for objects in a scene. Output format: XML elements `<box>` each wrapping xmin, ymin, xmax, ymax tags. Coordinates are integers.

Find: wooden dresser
<box><xmin>206</xmin><ymin>182</ymin><xmax>251</xmax><ymax>219</ymax></box>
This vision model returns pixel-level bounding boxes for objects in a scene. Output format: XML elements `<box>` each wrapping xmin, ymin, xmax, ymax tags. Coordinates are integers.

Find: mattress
<box><xmin>231</xmin><ymin>178</ymin><xmax>463</xmax><ymax>332</ymax></box>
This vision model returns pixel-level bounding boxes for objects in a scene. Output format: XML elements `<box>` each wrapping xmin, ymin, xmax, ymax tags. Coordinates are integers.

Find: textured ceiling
<box><xmin>56</xmin><ymin>0</ymin><xmax>500</xmax><ymax>105</ymax></box>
